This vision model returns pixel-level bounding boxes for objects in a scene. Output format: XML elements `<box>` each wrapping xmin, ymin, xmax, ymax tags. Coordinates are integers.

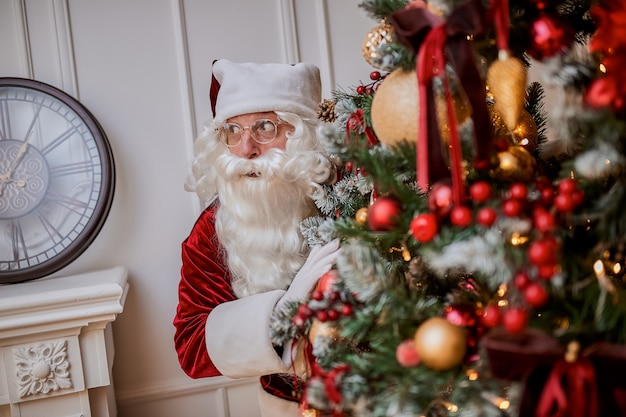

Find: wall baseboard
<box><xmin>115</xmin><ymin>376</ymin><xmax>258</xmax><ymax>408</ymax></box>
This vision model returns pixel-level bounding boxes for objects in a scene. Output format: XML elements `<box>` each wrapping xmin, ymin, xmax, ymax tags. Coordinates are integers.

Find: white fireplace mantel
<box><xmin>0</xmin><ymin>267</ymin><xmax>129</xmax><ymax>417</ymax></box>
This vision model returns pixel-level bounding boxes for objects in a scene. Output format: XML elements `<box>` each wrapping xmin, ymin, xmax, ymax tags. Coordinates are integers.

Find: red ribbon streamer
<box><xmin>490</xmin><ymin>0</ymin><xmax>510</xmax><ymax>51</ymax></box>
<box><xmin>346</xmin><ymin>109</ymin><xmax>378</xmax><ymax>146</ymax></box>
<box><xmin>300</xmin><ymin>340</ymin><xmax>350</xmax><ymax>417</ymax></box>
<box><xmin>416</xmin><ymin>24</ymin><xmax>466</xmax><ymax>204</ymax></box>
<box><xmin>391</xmin><ymin>0</ymin><xmax>492</xmax><ymax>202</ymax></box>
<box><xmin>535</xmin><ymin>357</ymin><xmax>598</xmax><ymax>417</ymax></box>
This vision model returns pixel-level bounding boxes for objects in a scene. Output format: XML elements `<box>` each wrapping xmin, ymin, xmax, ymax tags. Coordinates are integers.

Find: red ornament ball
<box><xmin>480</xmin><ymin>304</ymin><xmax>501</xmax><ymax>328</ymax></box>
<box><xmin>368</xmin><ymin>196</ymin><xmax>402</xmax><ymax>231</ymax></box>
<box><xmin>395</xmin><ymin>339</ymin><xmax>421</xmax><ymax>367</ymax></box>
<box><xmin>410</xmin><ymin>213</ymin><xmax>439</xmax><ymax>242</ymax></box>
<box><xmin>527</xmin><ymin>13</ymin><xmax>574</xmax><ymax>60</ymax></box>
<box><xmin>317</xmin><ymin>270</ymin><xmax>339</xmax><ymax>294</ymax></box>
<box><xmin>524</xmin><ymin>282</ymin><xmax>549</xmax><ymax>308</ymax></box>
<box><xmin>502</xmin><ymin>307</ymin><xmax>529</xmax><ymax>334</ymax></box>
<box><xmin>443</xmin><ymin>303</ymin><xmax>478</xmax><ymax>328</ymax></box>
<box><xmin>428</xmin><ymin>182</ymin><xmax>454</xmax><ymax>217</ymax></box>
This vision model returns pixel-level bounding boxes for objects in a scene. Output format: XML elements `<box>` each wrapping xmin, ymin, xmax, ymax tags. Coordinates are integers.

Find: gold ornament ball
<box><xmin>413</xmin><ymin>317</ymin><xmax>467</xmax><ymax>371</ymax></box>
<box><xmin>489</xmin><ymin>106</ymin><xmax>538</xmax><ymax>153</ymax></box>
<box><xmin>308</xmin><ymin>319</ymin><xmax>338</xmax><ymax>344</ymax></box>
<box><xmin>371</xmin><ymin>68</ymin><xmax>419</xmax><ymax>147</ymax></box>
<box><xmin>494</xmin><ymin>145</ymin><xmax>536</xmax><ymax>182</ymax></box>
<box><xmin>355</xmin><ymin>207</ymin><xmax>369</xmax><ymax>226</ymax></box>
<box><xmin>362</xmin><ymin>20</ymin><xmax>394</xmax><ymax>68</ymax></box>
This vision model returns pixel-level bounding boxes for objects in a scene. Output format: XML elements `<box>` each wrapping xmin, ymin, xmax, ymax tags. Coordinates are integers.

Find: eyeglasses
<box><xmin>216</xmin><ymin>118</ymin><xmax>287</xmax><ymax>147</ymax></box>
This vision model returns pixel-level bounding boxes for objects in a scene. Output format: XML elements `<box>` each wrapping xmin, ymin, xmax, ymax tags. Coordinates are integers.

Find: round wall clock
<box><xmin>0</xmin><ymin>78</ymin><xmax>115</xmax><ymax>284</ymax></box>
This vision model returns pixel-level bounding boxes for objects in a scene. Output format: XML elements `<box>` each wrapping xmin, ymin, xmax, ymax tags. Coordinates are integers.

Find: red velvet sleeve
<box><xmin>173</xmin><ymin>204</ymin><xmax>237</xmax><ymax>378</ymax></box>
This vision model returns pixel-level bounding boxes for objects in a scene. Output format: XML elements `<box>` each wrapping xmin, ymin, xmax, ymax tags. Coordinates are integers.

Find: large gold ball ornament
<box><xmin>494</xmin><ymin>145</ymin><xmax>536</xmax><ymax>182</ymax></box>
<box><xmin>362</xmin><ymin>20</ymin><xmax>394</xmax><ymax>69</ymax></box>
<box><xmin>355</xmin><ymin>207</ymin><xmax>369</xmax><ymax>226</ymax></box>
<box><xmin>413</xmin><ymin>317</ymin><xmax>467</xmax><ymax>371</ymax></box>
<box><xmin>371</xmin><ymin>68</ymin><xmax>419</xmax><ymax>147</ymax></box>
<box><xmin>489</xmin><ymin>106</ymin><xmax>538</xmax><ymax>153</ymax></box>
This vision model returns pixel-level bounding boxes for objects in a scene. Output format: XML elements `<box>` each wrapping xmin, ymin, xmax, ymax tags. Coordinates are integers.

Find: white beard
<box><xmin>214</xmin><ymin>148</ymin><xmax>321</xmax><ymax>298</ymax></box>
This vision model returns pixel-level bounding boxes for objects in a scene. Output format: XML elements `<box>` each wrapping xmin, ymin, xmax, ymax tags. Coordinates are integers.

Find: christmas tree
<box><xmin>271</xmin><ymin>0</ymin><xmax>626</xmax><ymax>416</ymax></box>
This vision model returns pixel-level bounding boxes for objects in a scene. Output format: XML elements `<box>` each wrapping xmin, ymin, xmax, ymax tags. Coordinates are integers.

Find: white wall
<box><xmin>0</xmin><ymin>1</ymin><xmax>376</xmax><ymax>416</ymax></box>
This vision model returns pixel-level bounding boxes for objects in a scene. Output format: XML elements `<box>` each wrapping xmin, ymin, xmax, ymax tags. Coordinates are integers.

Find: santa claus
<box><xmin>173</xmin><ymin>59</ymin><xmax>339</xmax><ymax>416</ymax></box>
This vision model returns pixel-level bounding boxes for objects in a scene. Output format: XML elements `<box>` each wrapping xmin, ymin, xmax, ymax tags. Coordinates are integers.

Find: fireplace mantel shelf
<box><xmin>0</xmin><ymin>267</ymin><xmax>128</xmax><ymax>417</ymax></box>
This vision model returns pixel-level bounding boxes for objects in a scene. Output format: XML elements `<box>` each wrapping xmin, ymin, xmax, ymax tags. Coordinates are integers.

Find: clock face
<box><xmin>0</xmin><ymin>78</ymin><xmax>115</xmax><ymax>284</ymax></box>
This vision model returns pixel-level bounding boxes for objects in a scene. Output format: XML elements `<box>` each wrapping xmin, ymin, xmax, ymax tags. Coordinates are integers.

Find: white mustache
<box><xmin>216</xmin><ymin>149</ymin><xmax>287</xmax><ymax>180</ymax></box>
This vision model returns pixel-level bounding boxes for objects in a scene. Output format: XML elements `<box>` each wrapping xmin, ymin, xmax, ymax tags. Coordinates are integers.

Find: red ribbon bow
<box><xmin>346</xmin><ymin>109</ymin><xmax>378</xmax><ymax>146</ymax></box>
<box><xmin>483</xmin><ymin>329</ymin><xmax>626</xmax><ymax>416</ymax></box>
<box><xmin>390</xmin><ymin>0</ymin><xmax>492</xmax><ymax>203</ymax></box>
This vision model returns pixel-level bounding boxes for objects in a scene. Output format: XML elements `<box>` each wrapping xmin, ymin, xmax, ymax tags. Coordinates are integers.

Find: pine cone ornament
<box><xmin>318</xmin><ymin>99</ymin><xmax>337</xmax><ymax>122</ymax></box>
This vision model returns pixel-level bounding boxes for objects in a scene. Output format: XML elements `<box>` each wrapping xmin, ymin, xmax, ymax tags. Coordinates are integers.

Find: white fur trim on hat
<box><xmin>211</xmin><ymin>59</ymin><xmax>321</xmax><ymax>123</ymax></box>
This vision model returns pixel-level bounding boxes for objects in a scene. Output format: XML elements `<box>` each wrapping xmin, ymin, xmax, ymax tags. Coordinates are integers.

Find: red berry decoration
<box><xmin>450</xmin><ymin>206</ymin><xmax>473</xmax><ymax>227</ymax></box>
<box><xmin>370</xmin><ymin>71</ymin><xmax>381</xmax><ymax>81</ymax></box>
<box><xmin>571</xmin><ymin>189</ymin><xmax>585</xmax><ymax>207</ymax></box>
<box><xmin>524</xmin><ymin>283</ymin><xmax>549</xmax><ymax>308</ymax></box>
<box><xmin>513</xmin><ymin>270</ymin><xmax>531</xmax><ymax>289</ymax></box>
<box><xmin>539</xmin><ymin>187</ymin><xmax>555</xmax><ymax>205</ymax></box>
<box><xmin>528</xmin><ymin>238</ymin><xmax>558</xmax><ymax>265</ymax></box>
<box><xmin>509</xmin><ymin>183</ymin><xmax>528</xmax><ymax>200</ymax></box>
<box><xmin>502</xmin><ymin>198</ymin><xmax>524</xmax><ymax>217</ymax></box>
<box><xmin>410</xmin><ymin>213</ymin><xmax>439</xmax><ymax>243</ymax></box>
<box><xmin>554</xmin><ymin>193</ymin><xmax>575</xmax><ymax>213</ymax></box>
<box><xmin>502</xmin><ymin>307</ymin><xmax>529</xmax><ymax>334</ymax></box>
<box><xmin>480</xmin><ymin>304</ymin><xmax>501</xmax><ymax>328</ymax></box>
<box><xmin>558</xmin><ymin>178</ymin><xmax>577</xmax><ymax>194</ymax></box>
<box><xmin>327</xmin><ymin>309</ymin><xmax>339</xmax><ymax>321</ymax></box>
<box><xmin>476</xmin><ymin>207</ymin><xmax>497</xmax><ymax>227</ymax></box>
<box><xmin>396</xmin><ymin>339</ymin><xmax>421</xmax><ymax>367</ymax></box>
<box><xmin>469</xmin><ymin>181</ymin><xmax>492</xmax><ymax>203</ymax></box>
<box><xmin>533</xmin><ymin>207</ymin><xmax>556</xmax><ymax>232</ymax></box>
<box><xmin>368</xmin><ymin>196</ymin><xmax>402</xmax><ymax>231</ymax></box>
<box><xmin>340</xmin><ymin>304</ymin><xmax>353</xmax><ymax>316</ymax></box>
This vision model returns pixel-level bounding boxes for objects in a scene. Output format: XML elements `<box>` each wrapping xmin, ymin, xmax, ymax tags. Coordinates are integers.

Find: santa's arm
<box><xmin>173</xmin><ymin>207</ymin><xmax>290</xmax><ymax>379</ymax></box>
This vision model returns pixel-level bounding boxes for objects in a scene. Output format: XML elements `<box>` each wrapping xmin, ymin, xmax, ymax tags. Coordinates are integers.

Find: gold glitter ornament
<box><xmin>494</xmin><ymin>145</ymin><xmax>536</xmax><ymax>182</ymax></box>
<box><xmin>414</xmin><ymin>317</ymin><xmax>467</xmax><ymax>371</ymax></box>
<box><xmin>302</xmin><ymin>409</ymin><xmax>321</xmax><ymax>417</ymax></box>
<box><xmin>489</xmin><ymin>106</ymin><xmax>538</xmax><ymax>153</ymax></box>
<box><xmin>371</xmin><ymin>68</ymin><xmax>419</xmax><ymax>146</ymax></box>
<box><xmin>362</xmin><ymin>20</ymin><xmax>394</xmax><ymax>69</ymax></box>
<box><xmin>355</xmin><ymin>207</ymin><xmax>368</xmax><ymax>226</ymax></box>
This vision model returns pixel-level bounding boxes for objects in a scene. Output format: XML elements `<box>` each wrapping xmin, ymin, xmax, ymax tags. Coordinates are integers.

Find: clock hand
<box><xmin>0</xmin><ymin>133</ymin><xmax>33</xmax><ymax>195</ymax></box>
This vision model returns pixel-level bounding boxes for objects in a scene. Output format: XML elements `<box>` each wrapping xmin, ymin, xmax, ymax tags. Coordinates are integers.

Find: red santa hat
<box><xmin>209</xmin><ymin>59</ymin><xmax>321</xmax><ymax>123</ymax></box>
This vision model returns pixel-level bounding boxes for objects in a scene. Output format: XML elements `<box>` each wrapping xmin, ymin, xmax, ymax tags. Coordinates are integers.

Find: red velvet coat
<box><xmin>173</xmin><ymin>204</ymin><xmax>235</xmax><ymax>378</ymax></box>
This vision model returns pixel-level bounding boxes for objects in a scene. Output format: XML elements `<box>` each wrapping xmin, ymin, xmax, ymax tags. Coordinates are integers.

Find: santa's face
<box><xmin>219</xmin><ymin>112</ymin><xmax>293</xmax><ymax>160</ymax></box>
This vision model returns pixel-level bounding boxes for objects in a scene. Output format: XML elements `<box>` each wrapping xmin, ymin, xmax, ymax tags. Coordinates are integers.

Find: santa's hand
<box><xmin>276</xmin><ymin>239</ymin><xmax>340</xmax><ymax>312</ymax></box>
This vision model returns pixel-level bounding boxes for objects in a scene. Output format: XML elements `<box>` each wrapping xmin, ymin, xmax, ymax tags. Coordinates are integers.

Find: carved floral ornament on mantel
<box><xmin>14</xmin><ymin>340</ymin><xmax>73</xmax><ymax>398</ymax></box>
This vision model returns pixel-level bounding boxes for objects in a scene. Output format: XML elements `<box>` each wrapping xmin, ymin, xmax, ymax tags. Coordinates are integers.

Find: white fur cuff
<box><xmin>205</xmin><ymin>289</ymin><xmax>289</xmax><ymax>378</ymax></box>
